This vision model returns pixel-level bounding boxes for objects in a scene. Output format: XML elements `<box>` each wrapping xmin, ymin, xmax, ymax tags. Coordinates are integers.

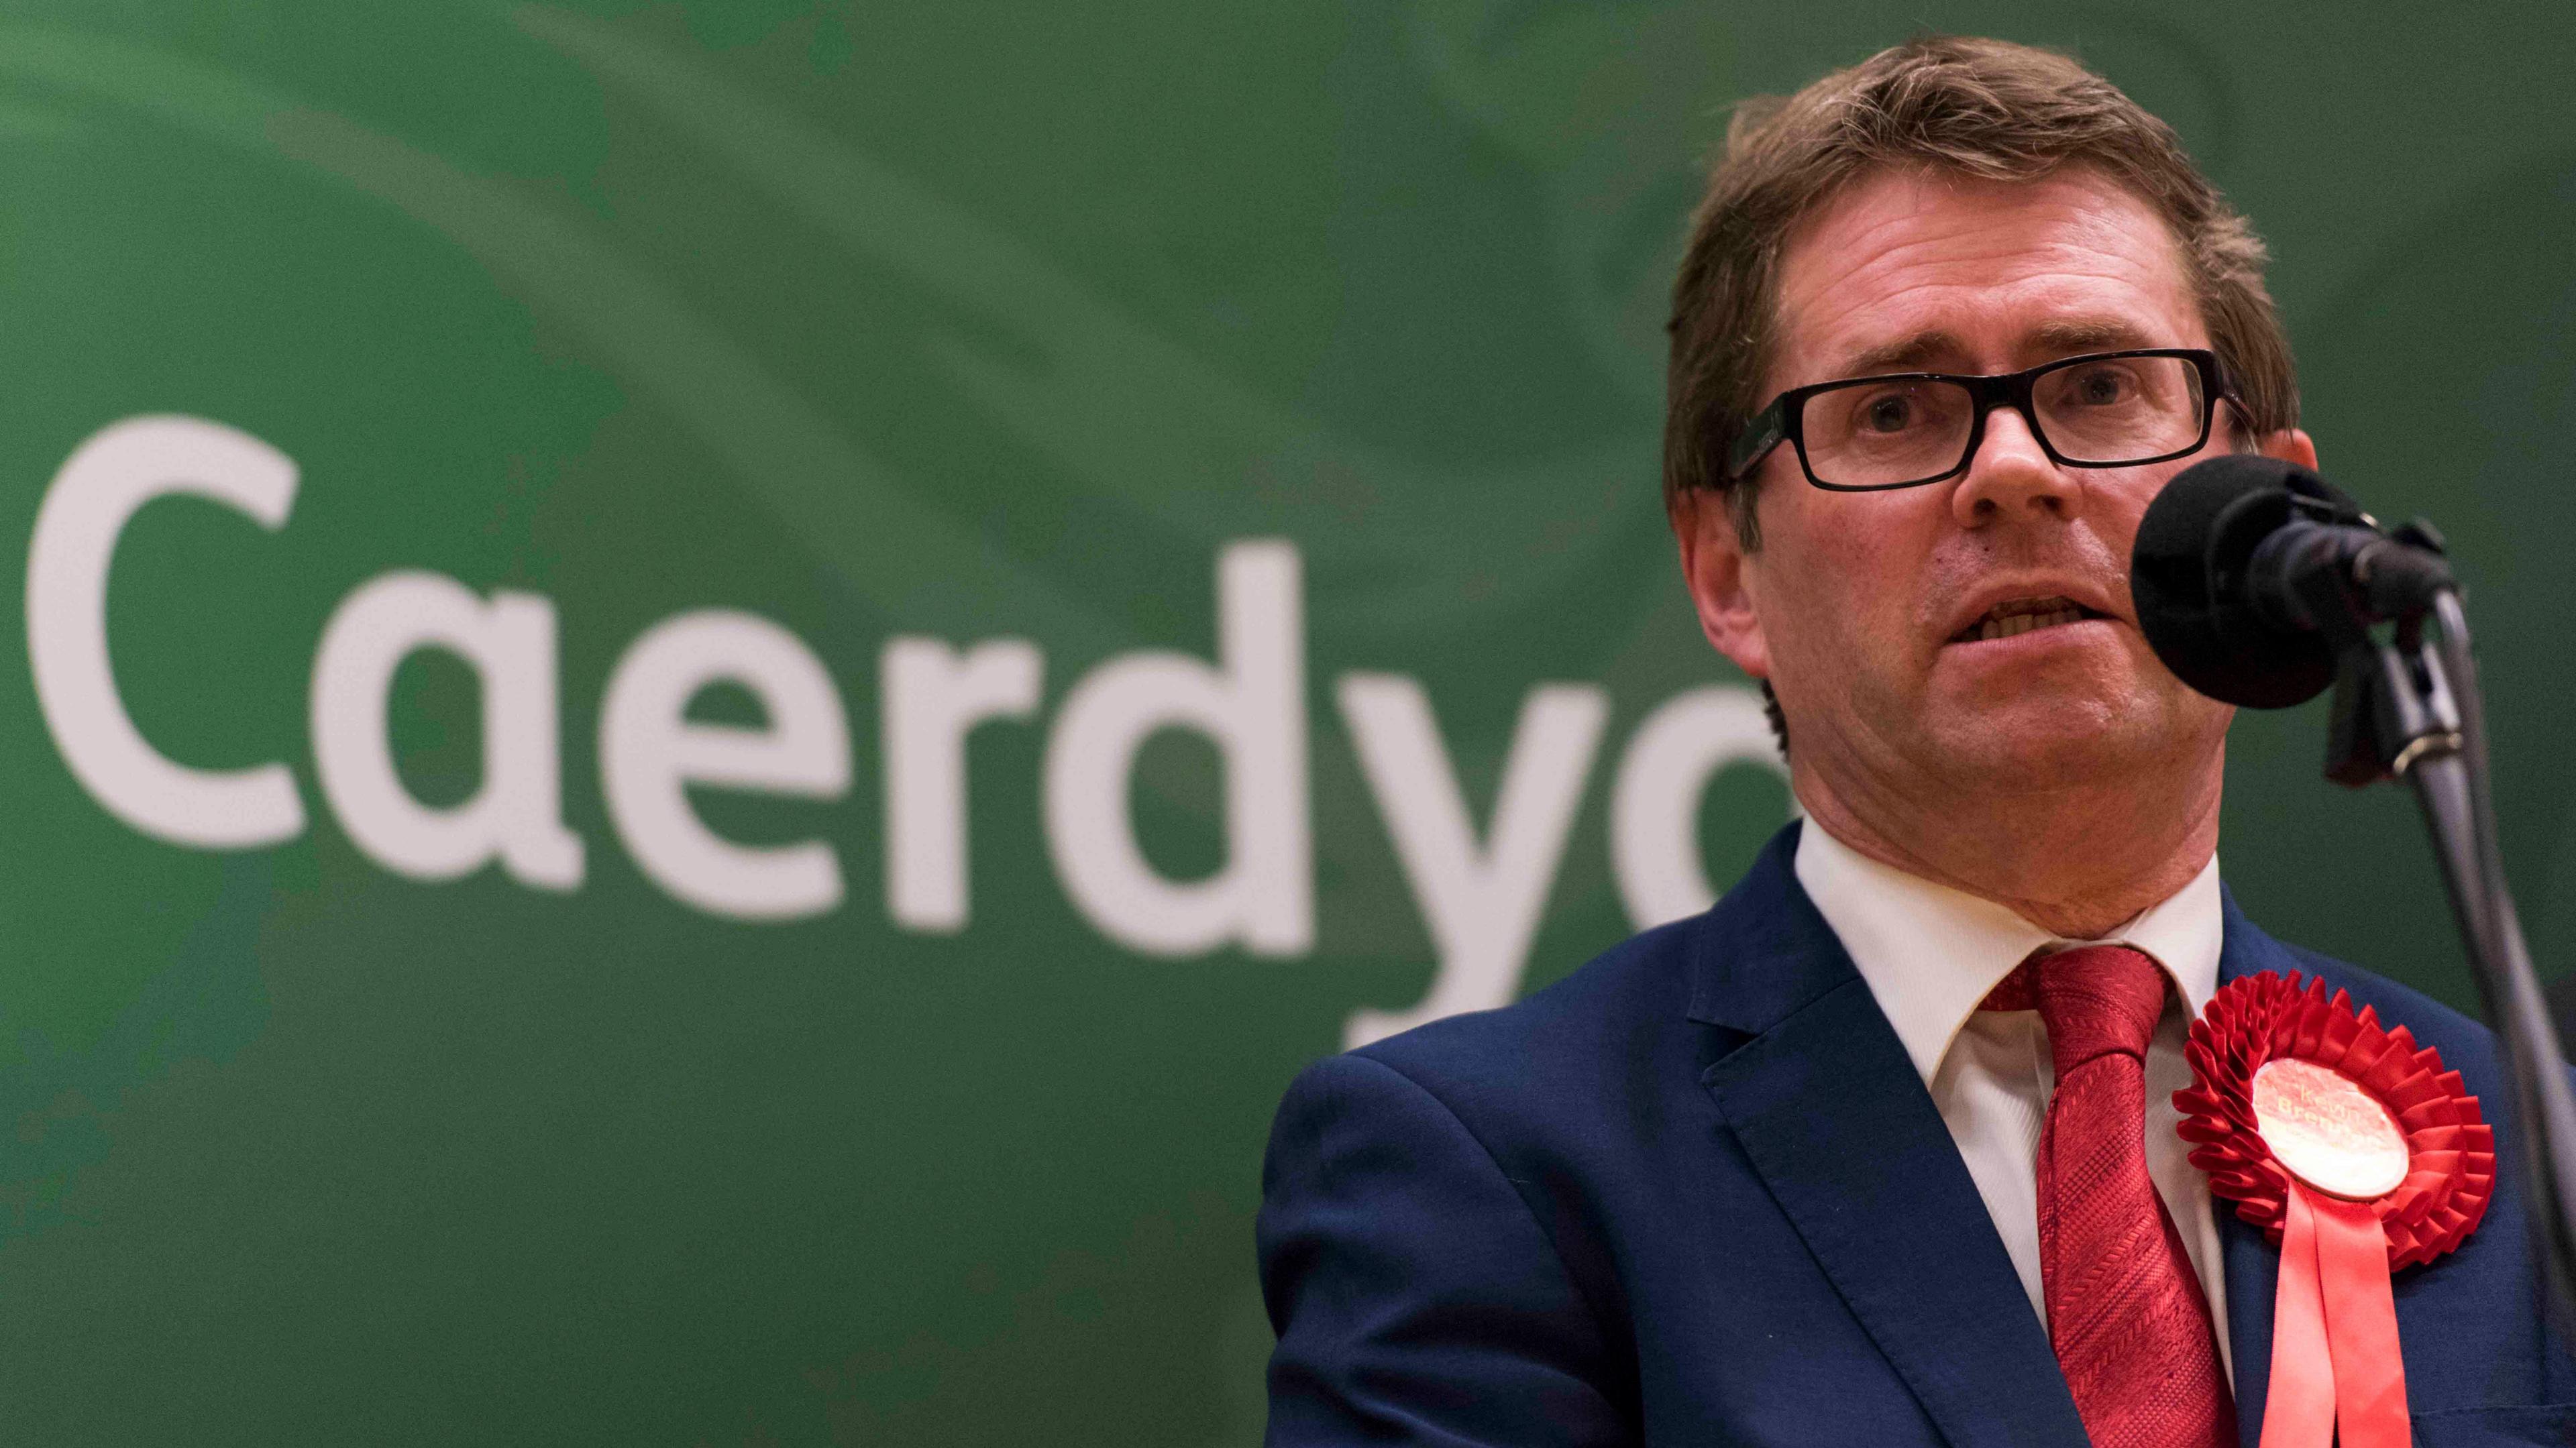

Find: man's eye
<box><xmin>2070</xmin><ymin>368</ymin><xmax>2133</xmax><ymax>404</ymax></box>
<box><xmin>1861</xmin><ymin>395</ymin><xmax>1915</xmax><ymax>431</ymax></box>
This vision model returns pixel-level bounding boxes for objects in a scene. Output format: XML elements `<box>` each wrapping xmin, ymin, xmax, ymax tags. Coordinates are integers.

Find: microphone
<box><xmin>2130</xmin><ymin>455</ymin><xmax>2455</xmax><ymax>708</ymax></box>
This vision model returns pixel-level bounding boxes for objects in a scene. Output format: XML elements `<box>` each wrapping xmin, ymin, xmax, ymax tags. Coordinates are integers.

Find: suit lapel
<box><xmin>1693</xmin><ymin>827</ymin><xmax>2087</xmax><ymax>1448</ymax></box>
<box><xmin>2208</xmin><ymin>896</ymin><xmax>2515</xmax><ymax>1443</ymax></box>
<box><xmin>2213</xmin><ymin>891</ymin><xmax>2295</xmax><ymax>1445</ymax></box>
<box><xmin>2220</xmin><ymin>1209</ymin><xmax>2280</xmax><ymax>1445</ymax></box>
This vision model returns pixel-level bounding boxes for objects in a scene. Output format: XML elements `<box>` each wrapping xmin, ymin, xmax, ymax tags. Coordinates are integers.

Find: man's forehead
<box><xmin>1770</xmin><ymin>167</ymin><xmax>2202</xmax><ymax>382</ymax></box>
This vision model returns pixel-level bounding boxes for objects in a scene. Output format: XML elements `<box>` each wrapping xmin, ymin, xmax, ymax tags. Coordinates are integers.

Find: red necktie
<box><xmin>1987</xmin><ymin>945</ymin><xmax>2237</xmax><ymax>1447</ymax></box>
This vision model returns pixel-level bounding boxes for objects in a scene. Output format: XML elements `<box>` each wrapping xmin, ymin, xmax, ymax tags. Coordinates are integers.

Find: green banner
<box><xmin>1</xmin><ymin>3</ymin><xmax>2571</xmax><ymax>1441</ymax></box>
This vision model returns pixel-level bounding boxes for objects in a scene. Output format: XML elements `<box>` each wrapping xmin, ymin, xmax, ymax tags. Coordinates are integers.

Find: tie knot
<box><xmin>2031</xmin><ymin>944</ymin><xmax>2169</xmax><ymax>1071</ymax></box>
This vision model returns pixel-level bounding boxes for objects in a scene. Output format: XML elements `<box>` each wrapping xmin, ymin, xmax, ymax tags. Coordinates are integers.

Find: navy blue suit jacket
<box><xmin>1258</xmin><ymin>824</ymin><xmax>2576</xmax><ymax>1445</ymax></box>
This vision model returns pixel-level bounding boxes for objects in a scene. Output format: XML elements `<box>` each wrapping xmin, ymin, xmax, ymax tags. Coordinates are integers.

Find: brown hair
<box><xmin>1663</xmin><ymin>35</ymin><xmax>2298</xmax><ymax>547</ymax></box>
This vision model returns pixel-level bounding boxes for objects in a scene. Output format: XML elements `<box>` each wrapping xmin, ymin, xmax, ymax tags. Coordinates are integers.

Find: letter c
<box><xmin>26</xmin><ymin>414</ymin><xmax>305</xmax><ymax>847</ymax></box>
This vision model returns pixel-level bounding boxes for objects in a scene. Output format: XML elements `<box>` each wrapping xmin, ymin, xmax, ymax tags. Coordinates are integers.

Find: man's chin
<box><xmin>1919</xmin><ymin>692</ymin><xmax>2216</xmax><ymax>791</ymax></box>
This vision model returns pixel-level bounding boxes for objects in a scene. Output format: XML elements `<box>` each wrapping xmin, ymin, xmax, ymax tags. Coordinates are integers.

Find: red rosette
<box><xmin>2174</xmin><ymin>969</ymin><xmax>2494</xmax><ymax>1270</ymax></box>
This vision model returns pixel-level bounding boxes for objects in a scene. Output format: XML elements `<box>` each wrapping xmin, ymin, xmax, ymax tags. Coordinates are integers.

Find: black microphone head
<box><xmin>2130</xmin><ymin>455</ymin><xmax>2361</xmax><ymax>708</ymax></box>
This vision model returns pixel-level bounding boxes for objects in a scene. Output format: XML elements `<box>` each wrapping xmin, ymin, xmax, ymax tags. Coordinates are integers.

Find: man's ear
<box><xmin>1675</xmin><ymin>490</ymin><xmax>1772</xmax><ymax>681</ymax></box>
<box><xmin>2258</xmin><ymin>427</ymin><xmax>2319</xmax><ymax>471</ymax></box>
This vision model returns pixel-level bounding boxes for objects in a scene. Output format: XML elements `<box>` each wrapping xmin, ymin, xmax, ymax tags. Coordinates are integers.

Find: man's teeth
<box><xmin>1975</xmin><ymin>606</ymin><xmax>2086</xmax><ymax>642</ymax></box>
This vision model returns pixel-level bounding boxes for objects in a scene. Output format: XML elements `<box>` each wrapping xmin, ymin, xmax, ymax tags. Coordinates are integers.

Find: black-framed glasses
<box><xmin>1726</xmin><ymin>348</ymin><xmax>2237</xmax><ymax>492</ymax></box>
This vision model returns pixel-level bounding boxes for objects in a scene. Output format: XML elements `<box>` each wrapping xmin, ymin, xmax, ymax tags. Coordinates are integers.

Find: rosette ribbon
<box><xmin>2176</xmin><ymin>972</ymin><xmax>2493</xmax><ymax>1448</ymax></box>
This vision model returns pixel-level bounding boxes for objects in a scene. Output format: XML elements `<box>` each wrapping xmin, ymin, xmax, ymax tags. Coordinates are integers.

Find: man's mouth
<box><xmin>1951</xmin><ymin>596</ymin><xmax>2109</xmax><ymax>645</ymax></box>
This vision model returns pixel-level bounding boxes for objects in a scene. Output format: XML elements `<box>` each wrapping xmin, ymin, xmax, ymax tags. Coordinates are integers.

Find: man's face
<box><xmin>1686</xmin><ymin>166</ymin><xmax>2308</xmax><ymax>799</ymax></box>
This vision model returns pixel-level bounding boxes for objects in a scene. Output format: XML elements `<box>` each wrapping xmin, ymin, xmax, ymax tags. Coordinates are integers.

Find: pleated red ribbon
<box><xmin>2174</xmin><ymin>971</ymin><xmax>2494</xmax><ymax>1448</ymax></box>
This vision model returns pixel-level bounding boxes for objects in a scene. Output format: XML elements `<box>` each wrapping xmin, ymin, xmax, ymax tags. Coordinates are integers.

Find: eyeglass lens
<box><xmin>1797</xmin><ymin>354</ymin><xmax>2208</xmax><ymax>488</ymax></box>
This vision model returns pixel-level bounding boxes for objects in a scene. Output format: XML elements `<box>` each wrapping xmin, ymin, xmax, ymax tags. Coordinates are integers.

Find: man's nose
<box><xmin>1951</xmin><ymin>406</ymin><xmax>2082</xmax><ymax>527</ymax></box>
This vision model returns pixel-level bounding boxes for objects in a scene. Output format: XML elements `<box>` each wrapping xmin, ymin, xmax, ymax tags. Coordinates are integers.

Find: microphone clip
<box><xmin>2310</xmin><ymin>518</ymin><xmax>2463</xmax><ymax>787</ymax></box>
<box><xmin>2323</xmin><ymin>626</ymin><xmax>2462</xmax><ymax>786</ymax></box>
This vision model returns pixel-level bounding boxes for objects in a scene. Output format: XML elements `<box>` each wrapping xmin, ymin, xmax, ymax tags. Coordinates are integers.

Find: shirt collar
<box><xmin>1792</xmin><ymin>820</ymin><xmax>2222</xmax><ymax>1086</ymax></box>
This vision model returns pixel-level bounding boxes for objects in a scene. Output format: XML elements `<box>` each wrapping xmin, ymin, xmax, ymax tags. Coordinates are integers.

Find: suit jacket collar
<box><xmin>1684</xmin><ymin>821</ymin><xmax>1857</xmax><ymax>1036</ymax></box>
<box><xmin>1693</xmin><ymin>823</ymin><xmax>2090</xmax><ymax>1446</ymax></box>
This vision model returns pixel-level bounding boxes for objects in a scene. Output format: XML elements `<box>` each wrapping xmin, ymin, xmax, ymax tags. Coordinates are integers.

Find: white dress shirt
<box><xmin>1793</xmin><ymin>822</ymin><xmax>2233</xmax><ymax>1374</ymax></box>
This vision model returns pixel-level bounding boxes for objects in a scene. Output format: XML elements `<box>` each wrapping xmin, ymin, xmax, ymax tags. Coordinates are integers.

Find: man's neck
<box><xmin>1789</xmin><ymin>755</ymin><xmax>2223</xmax><ymax>939</ymax></box>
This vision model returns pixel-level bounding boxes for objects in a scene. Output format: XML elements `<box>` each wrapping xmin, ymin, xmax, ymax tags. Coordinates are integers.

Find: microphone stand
<box><xmin>2305</xmin><ymin>561</ymin><xmax>2576</xmax><ymax>1325</ymax></box>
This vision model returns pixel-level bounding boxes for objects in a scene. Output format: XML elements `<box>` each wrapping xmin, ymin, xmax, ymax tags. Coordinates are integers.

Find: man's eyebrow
<box><xmin>1834</xmin><ymin>330</ymin><xmax>1966</xmax><ymax>377</ymax></box>
<box><xmin>2029</xmin><ymin>318</ymin><xmax>2153</xmax><ymax>354</ymax></box>
<box><xmin>1825</xmin><ymin>319</ymin><xmax>2163</xmax><ymax>381</ymax></box>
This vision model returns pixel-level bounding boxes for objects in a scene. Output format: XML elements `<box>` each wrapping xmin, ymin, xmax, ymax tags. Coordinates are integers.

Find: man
<box><xmin>1258</xmin><ymin>36</ymin><xmax>2576</xmax><ymax>1447</ymax></box>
